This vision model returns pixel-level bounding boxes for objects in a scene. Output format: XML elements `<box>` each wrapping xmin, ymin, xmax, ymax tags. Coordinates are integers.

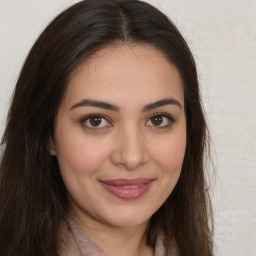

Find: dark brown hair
<box><xmin>0</xmin><ymin>0</ymin><xmax>213</xmax><ymax>255</ymax></box>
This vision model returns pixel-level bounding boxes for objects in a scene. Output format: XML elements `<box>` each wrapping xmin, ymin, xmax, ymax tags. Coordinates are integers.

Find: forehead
<box><xmin>63</xmin><ymin>43</ymin><xmax>184</xmax><ymax>109</ymax></box>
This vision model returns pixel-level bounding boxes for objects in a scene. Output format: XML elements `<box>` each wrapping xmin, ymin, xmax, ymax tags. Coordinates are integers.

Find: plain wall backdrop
<box><xmin>0</xmin><ymin>0</ymin><xmax>255</xmax><ymax>255</ymax></box>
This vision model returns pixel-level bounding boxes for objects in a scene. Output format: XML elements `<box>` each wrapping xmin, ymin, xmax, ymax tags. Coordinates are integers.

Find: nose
<box><xmin>110</xmin><ymin>126</ymin><xmax>149</xmax><ymax>170</ymax></box>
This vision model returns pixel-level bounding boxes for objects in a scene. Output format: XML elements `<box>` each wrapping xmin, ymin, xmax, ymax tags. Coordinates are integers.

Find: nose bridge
<box><xmin>110</xmin><ymin>123</ymin><xmax>149</xmax><ymax>170</ymax></box>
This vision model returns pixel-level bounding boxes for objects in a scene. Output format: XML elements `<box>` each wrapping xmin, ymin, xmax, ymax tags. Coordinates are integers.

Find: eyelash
<box><xmin>146</xmin><ymin>112</ymin><xmax>176</xmax><ymax>128</ymax></box>
<box><xmin>80</xmin><ymin>114</ymin><xmax>111</xmax><ymax>130</ymax></box>
<box><xmin>80</xmin><ymin>112</ymin><xmax>176</xmax><ymax>131</ymax></box>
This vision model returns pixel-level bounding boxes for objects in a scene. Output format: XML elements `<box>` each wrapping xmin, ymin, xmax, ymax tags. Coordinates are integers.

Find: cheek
<box><xmin>55</xmin><ymin>133</ymin><xmax>110</xmax><ymax>177</ymax></box>
<box><xmin>152</xmin><ymin>133</ymin><xmax>186</xmax><ymax>174</ymax></box>
<box><xmin>147</xmin><ymin>134</ymin><xmax>186</xmax><ymax>209</ymax></box>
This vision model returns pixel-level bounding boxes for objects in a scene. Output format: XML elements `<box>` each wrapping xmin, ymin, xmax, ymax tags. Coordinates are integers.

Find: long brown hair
<box><xmin>0</xmin><ymin>0</ymin><xmax>213</xmax><ymax>255</ymax></box>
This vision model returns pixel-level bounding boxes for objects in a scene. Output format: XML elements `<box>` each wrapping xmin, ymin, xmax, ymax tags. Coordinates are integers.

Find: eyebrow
<box><xmin>142</xmin><ymin>98</ymin><xmax>182</xmax><ymax>112</ymax></box>
<box><xmin>70</xmin><ymin>98</ymin><xmax>182</xmax><ymax>112</ymax></box>
<box><xmin>70</xmin><ymin>99</ymin><xmax>119</xmax><ymax>111</ymax></box>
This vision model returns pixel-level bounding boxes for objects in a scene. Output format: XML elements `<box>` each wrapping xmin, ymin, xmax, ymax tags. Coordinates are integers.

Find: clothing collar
<box><xmin>58</xmin><ymin>217</ymin><xmax>176</xmax><ymax>256</ymax></box>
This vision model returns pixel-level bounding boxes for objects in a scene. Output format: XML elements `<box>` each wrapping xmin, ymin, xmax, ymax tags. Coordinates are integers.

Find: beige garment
<box><xmin>58</xmin><ymin>217</ymin><xmax>178</xmax><ymax>256</ymax></box>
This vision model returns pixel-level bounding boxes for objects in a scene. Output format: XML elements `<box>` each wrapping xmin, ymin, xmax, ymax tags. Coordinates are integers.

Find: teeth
<box><xmin>121</xmin><ymin>185</ymin><xmax>141</xmax><ymax>189</ymax></box>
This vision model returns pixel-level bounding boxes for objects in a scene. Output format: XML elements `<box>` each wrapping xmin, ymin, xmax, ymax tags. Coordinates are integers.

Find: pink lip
<box><xmin>99</xmin><ymin>178</ymin><xmax>154</xmax><ymax>200</ymax></box>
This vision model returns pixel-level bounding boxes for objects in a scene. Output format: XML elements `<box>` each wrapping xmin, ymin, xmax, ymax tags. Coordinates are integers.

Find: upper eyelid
<box><xmin>81</xmin><ymin>113</ymin><xmax>110</xmax><ymax>122</ymax></box>
<box><xmin>148</xmin><ymin>112</ymin><xmax>175</xmax><ymax>121</ymax></box>
<box><xmin>81</xmin><ymin>112</ymin><xmax>174</xmax><ymax>118</ymax></box>
<box><xmin>80</xmin><ymin>114</ymin><xmax>112</xmax><ymax>130</ymax></box>
<box><xmin>80</xmin><ymin>112</ymin><xmax>176</xmax><ymax>127</ymax></box>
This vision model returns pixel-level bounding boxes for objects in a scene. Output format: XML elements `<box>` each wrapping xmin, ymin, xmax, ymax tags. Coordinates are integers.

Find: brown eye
<box><xmin>82</xmin><ymin>114</ymin><xmax>110</xmax><ymax>129</ymax></box>
<box><xmin>150</xmin><ymin>115</ymin><xmax>163</xmax><ymax>126</ymax></box>
<box><xmin>89</xmin><ymin>116</ymin><xmax>102</xmax><ymax>127</ymax></box>
<box><xmin>146</xmin><ymin>114</ymin><xmax>175</xmax><ymax>128</ymax></box>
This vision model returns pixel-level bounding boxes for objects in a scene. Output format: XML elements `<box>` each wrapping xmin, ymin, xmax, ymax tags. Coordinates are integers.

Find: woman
<box><xmin>0</xmin><ymin>0</ymin><xmax>213</xmax><ymax>255</ymax></box>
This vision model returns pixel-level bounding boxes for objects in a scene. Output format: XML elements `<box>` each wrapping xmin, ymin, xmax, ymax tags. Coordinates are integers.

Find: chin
<box><xmin>100</xmin><ymin>207</ymin><xmax>153</xmax><ymax>228</ymax></box>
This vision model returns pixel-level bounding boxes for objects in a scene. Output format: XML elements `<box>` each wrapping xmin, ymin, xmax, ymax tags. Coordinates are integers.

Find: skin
<box><xmin>50</xmin><ymin>44</ymin><xmax>186</xmax><ymax>256</ymax></box>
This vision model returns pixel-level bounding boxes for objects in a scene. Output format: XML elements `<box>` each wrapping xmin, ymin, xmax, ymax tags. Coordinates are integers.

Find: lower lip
<box><xmin>100</xmin><ymin>181</ymin><xmax>153</xmax><ymax>200</ymax></box>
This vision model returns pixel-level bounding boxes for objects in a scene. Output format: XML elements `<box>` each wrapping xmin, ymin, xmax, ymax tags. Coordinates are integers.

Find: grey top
<box><xmin>58</xmin><ymin>217</ymin><xmax>178</xmax><ymax>256</ymax></box>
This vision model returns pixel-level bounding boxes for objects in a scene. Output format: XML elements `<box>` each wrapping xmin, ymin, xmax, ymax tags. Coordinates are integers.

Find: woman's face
<box><xmin>50</xmin><ymin>44</ymin><xmax>186</xmax><ymax>229</ymax></box>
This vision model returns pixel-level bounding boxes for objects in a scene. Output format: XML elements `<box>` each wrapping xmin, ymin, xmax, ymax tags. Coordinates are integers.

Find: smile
<box><xmin>99</xmin><ymin>178</ymin><xmax>154</xmax><ymax>200</ymax></box>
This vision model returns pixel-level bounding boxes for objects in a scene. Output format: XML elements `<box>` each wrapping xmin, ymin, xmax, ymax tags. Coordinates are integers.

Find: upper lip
<box><xmin>99</xmin><ymin>178</ymin><xmax>154</xmax><ymax>186</ymax></box>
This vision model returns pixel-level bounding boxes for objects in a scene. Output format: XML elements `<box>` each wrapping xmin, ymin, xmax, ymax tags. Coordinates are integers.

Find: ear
<box><xmin>48</xmin><ymin>136</ymin><xmax>56</xmax><ymax>156</ymax></box>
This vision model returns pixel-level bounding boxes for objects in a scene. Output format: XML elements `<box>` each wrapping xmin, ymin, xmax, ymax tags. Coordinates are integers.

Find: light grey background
<box><xmin>0</xmin><ymin>1</ymin><xmax>255</xmax><ymax>255</ymax></box>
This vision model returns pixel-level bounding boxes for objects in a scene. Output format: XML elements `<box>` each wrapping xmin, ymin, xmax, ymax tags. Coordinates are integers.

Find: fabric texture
<box><xmin>58</xmin><ymin>217</ymin><xmax>178</xmax><ymax>256</ymax></box>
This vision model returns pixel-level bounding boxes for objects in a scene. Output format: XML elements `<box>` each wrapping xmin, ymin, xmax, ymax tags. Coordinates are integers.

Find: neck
<box><xmin>71</xmin><ymin>212</ymin><xmax>154</xmax><ymax>256</ymax></box>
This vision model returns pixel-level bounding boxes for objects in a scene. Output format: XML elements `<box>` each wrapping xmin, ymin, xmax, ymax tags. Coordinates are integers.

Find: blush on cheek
<box><xmin>154</xmin><ymin>143</ymin><xmax>186</xmax><ymax>172</ymax></box>
<box><xmin>60</xmin><ymin>145</ymin><xmax>109</xmax><ymax>177</ymax></box>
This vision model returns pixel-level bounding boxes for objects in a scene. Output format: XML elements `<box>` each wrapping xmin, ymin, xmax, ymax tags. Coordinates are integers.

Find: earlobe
<box><xmin>48</xmin><ymin>136</ymin><xmax>56</xmax><ymax>156</ymax></box>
